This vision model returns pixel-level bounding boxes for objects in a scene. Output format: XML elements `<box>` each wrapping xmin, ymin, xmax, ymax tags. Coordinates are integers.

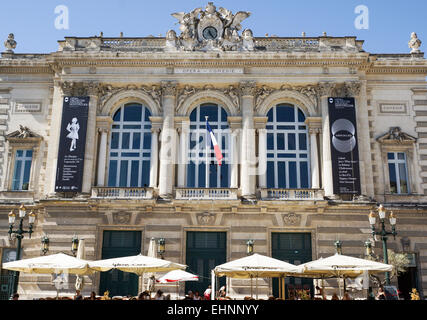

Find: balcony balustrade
<box><xmin>260</xmin><ymin>188</ymin><xmax>324</xmax><ymax>201</ymax></box>
<box><xmin>175</xmin><ymin>188</ymin><xmax>239</xmax><ymax>200</ymax></box>
<box><xmin>91</xmin><ymin>187</ymin><xmax>153</xmax><ymax>199</ymax></box>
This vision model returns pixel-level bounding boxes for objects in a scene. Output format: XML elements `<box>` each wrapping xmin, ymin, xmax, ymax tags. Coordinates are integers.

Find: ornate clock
<box><xmin>202</xmin><ymin>26</ymin><xmax>218</xmax><ymax>40</ymax></box>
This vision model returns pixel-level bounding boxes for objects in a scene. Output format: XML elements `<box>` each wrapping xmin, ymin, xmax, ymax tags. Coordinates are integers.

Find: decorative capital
<box><xmin>161</xmin><ymin>81</ymin><xmax>178</xmax><ymax>97</ymax></box>
<box><xmin>86</xmin><ymin>82</ymin><xmax>102</xmax><ymax>97</ymax></box>
<box><xmin>240</xmin><ymin>81</ymin><xmax>257</xmax><ymax>97</ymax></box>
<box><xmin>318</xmin><ymin>82</ymin><xmax>335</xmax><ymax>97</ymax></box>
<box><xmin>345</xmin><ymin>81</ymin><xmax>362</xmax><ymax>97</ymax></box>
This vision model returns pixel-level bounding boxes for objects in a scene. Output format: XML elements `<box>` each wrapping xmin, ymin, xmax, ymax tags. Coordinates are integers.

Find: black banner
<box><xmin>328</xmin><ymin>97</ymin><xmax>361</xmax><ymax>195</ymax></box>
<box><xmin>55</xmin><ymin>96</ymin><xmax>90</xmax><ymax>192</ymax></box>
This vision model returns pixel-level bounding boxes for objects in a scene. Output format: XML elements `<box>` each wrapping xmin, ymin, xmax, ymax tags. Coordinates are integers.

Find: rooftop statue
<box><xmin>168</xmin><ymin>2</ymin><xmax>253</xmax><ymax>52</ymax></box>
<box><xmin>409</xmin><ymin>32</ymin><xmax>422</xmax><ymax>53</ymax></box>
<box><xmin>4</xmin><ymin>33</ymin><xmax>17</xmax><ymax>53</ymax></box>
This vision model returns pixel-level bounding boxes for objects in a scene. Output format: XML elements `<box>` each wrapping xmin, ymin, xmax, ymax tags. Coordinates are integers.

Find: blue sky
<box><xmin>0</xmin><ymin>0</ymin><xmax>425</xmax><ymax>54</ymax></box>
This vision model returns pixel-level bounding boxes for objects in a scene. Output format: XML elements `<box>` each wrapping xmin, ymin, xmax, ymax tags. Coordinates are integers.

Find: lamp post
<box><xmin>8</xmin><ymin>205</ymin><xmax>37</xmax><ymax>295</ymax></box>
<box><xmin>364</xmin><ymin>240</ymin><xmax>373</xmax><ymax>258</ymax></box>
<box><xmin>157</xmin><ymin>238</ymin><xmax>165</xmax><ymax>259</ymax></box>
<box><xmin>334</xmin><ymin>240</ymin><xmax>343</xmax><ymax>254</ymax></box>
<box><xmin>71</xmin><ymin>235</ymin><xmax>79</xmax><ymax>256</ymax></box>
<box><xmin>368</xmin><ymin>204</ymin><xmax>397</xmax><ymax>285</ymax></box>
<box><xmin>41</xmin><ymin>235</ymin><xmax>50</xmax><ymax>255</ymax></box>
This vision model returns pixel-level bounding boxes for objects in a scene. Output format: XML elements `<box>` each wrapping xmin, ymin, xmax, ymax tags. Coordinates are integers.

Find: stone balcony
<box><xmin>260</xmin><ymin>188</ymin><xmax>324</xmax><ymax>201</ymax></box>
<box><xmin>175</xmin><ymin>188</ymin><xmax>239</xmax><ymax>200</ymax></box>
<box><xmin>90</xmin><ymin>187</ymin><xmax>324</xmax><ymax>201</ymax></box>
<box><xmin>91</xmin><ymin>187</ymin><xmax>153</xmax><ymax>199</ymax></box>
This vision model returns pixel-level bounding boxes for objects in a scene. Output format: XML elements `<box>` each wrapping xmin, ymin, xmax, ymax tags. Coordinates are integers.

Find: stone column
<box><xmin>148</xmin><ymin>117</ymin><xmax>162</xmax><ymax>189</ymax></box>
<box><xmin>158</xmin><ymin>81</ymin><xmax>177</xmax><ymax>199</ymax></box>
<box><xmin>96</xmin><ymin>129</ymin><xmax>108</xmax><ymax>186</ymax></box>
<box><xmin>176</xmin><ymin>117</ymin><xmax>190</xmax><ymax>187</ymax></box>
<box><xmin>240</xmin><ymin>81</ymin><xmax>257</xmax><ymax>199</ymax></box>
<box><xmin>319</xmin><ymin>82</ymin><xmax>335</xmax><ymax>197</ymax></box>
<box><xmin>228</xmin><ymin>116</ymin><xmax>242</xmax><ymax>189</ymax></box>
<box><xmin>254</xmin><ymin>117</ymin><xmax>268</xmax><ymax>189</ymax></box>
<box><xmin>95</xmin><ymin>116</ymin><xmax>113</xmax><ymax>187</ymax></box>
<box><xmin>82</xmin><ymin>82</ymin><xmax>100</xmax><ymax>194</ymax></box>
<box><xmin>305</xmin><ymin>117</ymin><xmax>322</xmax><ymax>189</ymax></box>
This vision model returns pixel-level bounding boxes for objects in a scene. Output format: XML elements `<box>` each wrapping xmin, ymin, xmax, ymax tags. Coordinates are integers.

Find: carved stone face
<box><xmin>243</xmin><ymin>29</ymin><xmax>253</xmax><ymax>40</ymax></box>
<box><xmin>166</xmin><ymin>29</ymin><xmax>177</xmax><ymax>41</ymax></box>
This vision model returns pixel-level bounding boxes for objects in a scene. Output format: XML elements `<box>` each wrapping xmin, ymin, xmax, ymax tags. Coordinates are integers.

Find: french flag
<box><xmin>206</xmin><ymin>118</ymin><xmax>223</xmax><ymax>166</ymax></box>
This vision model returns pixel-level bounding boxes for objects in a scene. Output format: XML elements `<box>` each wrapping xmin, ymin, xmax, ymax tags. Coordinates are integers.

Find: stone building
<box><xmin>0</xmin><ymin>3</ymin><xmax>426</xmax><ymax>300</ymax></box>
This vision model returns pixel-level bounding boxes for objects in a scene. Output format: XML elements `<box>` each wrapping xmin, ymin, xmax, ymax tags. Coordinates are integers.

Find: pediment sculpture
<box><xmin>6</xmin><ymin>125</ymin><xmax>42</xmax><ymax>140</ymax></box>
<box><xmin>167</xmin><ymin>2</ymin><xmax>253</xmax><ymax>52</ymax></box>
<box><xmin>377</xmin><ymin>127</ymin><xmax>417</xmax><ymax>144</ymax></box>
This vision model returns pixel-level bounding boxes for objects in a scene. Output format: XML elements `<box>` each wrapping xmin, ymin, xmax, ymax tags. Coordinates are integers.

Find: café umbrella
<box><xmin>75</xmin><ymin>239</ymin><xmax>86</xmax><ymax>291</ymax></box>
<box><xmin>298</xmin><ymin>253</ymin><xmax>393</xmax><ymax>298</ymax></box>
<box><xmin>212</xmin><ymin>253</ymin><xmax>300</xmax><ymax>299</ymax></box>
<box><xmin>88</xmin><ymin>254</ymin><xmax>186</xmax><ymax>275</ymax></box>
<box><xmin>2</xmin><ymin>252</ymin><xmax>95</xmax><ymax>275</ymax></box>
<box><xmin>157</xmin><ymin>269</ymin><xmax>199</xmax><ymax>299</ymax></box>
<box><xmin>144</xmin><ymin>238</ymin><xmax>157</xmax><ymax>292</ymax></box>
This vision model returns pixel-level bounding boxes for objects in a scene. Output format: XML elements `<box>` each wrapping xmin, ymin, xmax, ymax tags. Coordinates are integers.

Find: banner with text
<box><xmin>328</xmin><ymin>97</ymin><xmax>361</xmax><ymax>195</ymax></box>
<box><xmin>55</xmin><ymin>96</ymin><xmax>90</xmax><ymax>192</ymax></box>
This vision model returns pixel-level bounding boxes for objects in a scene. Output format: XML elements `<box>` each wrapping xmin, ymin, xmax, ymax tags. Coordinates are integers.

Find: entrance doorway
<box><xmin>99</xmin><ymin>230</ymin><xmax>142</xmax><ymax>297</ymax></box>
<box><xmin>272</xmin><ymin>232</ymin><xmax>313</xmax><ymax>299</ymax></box>
<box><xmin>185</xmin><ymin>231</ymin><xmax>227</xmax><ymax>296</ymax></box>
<box><xmin>398</xmin><ymin>267</ymin><xmax>419</xmax><ymax>300</ymax></box>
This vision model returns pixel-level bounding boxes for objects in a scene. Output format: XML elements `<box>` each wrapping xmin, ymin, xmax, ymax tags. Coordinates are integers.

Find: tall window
<box><xmin>12</xmin><ymin>149</ymin><xmax>33</xmax><ymax>190</ymax></box>
<box><xmin>108</xmin><ymin>103</ymin><xmax>151</xmax><ymax>187</ymax></box>
<box><xmin>266</xmin><ymin>104</ymin><xmax>310</xmax><ymax>189</ymax></box>
<box><xmin>187</xmin><ymin>104</ymin><xmax>230</xmax><ymax>188</ymax></box>
<box><xmin>388</xmin><ymin>152</ymin><xmax>409</xmax><ymax>194</ymax></box>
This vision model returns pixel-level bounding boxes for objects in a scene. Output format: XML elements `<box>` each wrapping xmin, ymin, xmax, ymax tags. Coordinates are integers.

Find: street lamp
<box><xmin>246</xmin><ymin>239</ymin><xmax>254</xmax><ymax>256</ymax></box>
<box><xmin>8</xmin><ymin>204</ymin><xmax>37</xmax><ymax>295</ymax></box>
<box><xmin>157</xmin><ymin>238</ymin><xmax>165</xmax><ymax>259</ymax></box>
<box><xmin>334</xmin><ymin>240</ymin><xmax>343</xmax><ymax>254</ymax></box>
<box><xmin>41</xmin><ymin>235</ymin><xmax>50</xmax><ymax>255</ymax></box>
<box><xmin>71</xmin><ymin>235</ymin><xmax>79</xmax><ymax>256</ymax></box>
<box><xmin>368</xmin><ymin>205</ymin><xmax>397</xmax><ymax>285</ymax></box>
<box><xmin>364</xmin><ymin>240</ymin><xmax>373</xmax><ymax>257</ymax></box>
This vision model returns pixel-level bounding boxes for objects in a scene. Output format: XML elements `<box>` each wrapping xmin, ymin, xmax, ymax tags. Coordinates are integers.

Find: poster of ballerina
<box><xmin>55</xmin><ymin>96</ymin><xmax>90</xmax><ymax>192</ymax></box>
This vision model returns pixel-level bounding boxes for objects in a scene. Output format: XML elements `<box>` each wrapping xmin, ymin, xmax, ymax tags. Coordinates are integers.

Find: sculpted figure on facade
<box><xmin>169</xmin><ymin>2</ymin><xmax>252</xmax><ymax>52</ymax></box>
<box><xmin>255</xmin><ymin>85</ymin><xmax>274</xmax><ymax>108</ymax></box>
<box><xmin>4</xmin><ymin>33</ymin><xmax>17</xmax><ymax>53</ymax></box>
<box><xmin>177</xmin><ymin>85</ymin><xmax>197</xmax><ymax>111</ymax></box>
<box><xmin>223</xmin><ymin>85</ymin><xmax>240</xmax><ymax>110</ymax></box>
<box><xmin>409</xmin><ymin>32</ymin><xmax>422</xmax><ymax>53</ymax></box>
<box><xmin>242</xmin><ymin>29</ymin><xmax>255</xmax><ymax>51</ymax></box>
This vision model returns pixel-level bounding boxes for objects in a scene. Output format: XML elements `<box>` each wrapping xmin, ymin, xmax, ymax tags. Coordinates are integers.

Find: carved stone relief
<box><xmin>282</xmin><ymin>212</ymin><xmax>301</xmax><ymax>226</ymax></box>
<box><xmin>197</xmin><ymin>212</ymin><xmax>216</xmax><ymax>225</ymax></box>
<box><xmin>113</xmin><ymin>211</ymin><xmax>132</xmax><ymax>224</ymax></box>
<box><xmin>169</xmin><ymin>2</ymin><xmax>253</xmax><ymax>52</ymax></box>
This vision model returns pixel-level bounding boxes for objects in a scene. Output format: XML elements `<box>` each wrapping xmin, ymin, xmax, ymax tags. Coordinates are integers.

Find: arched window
<box><xmin>266</xmin><ymin>104</ymin><xmax>310</xmax><ymax>189</ymax></box>
<box><xmin>108</xmin><ymin>103</ymin><xmax>152</xmax><ymax>187</ymax></box>
<box><xmin>187</xmin><ymin>104</ymin><xmax>230</xmax><ymax>188</ymax></box>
